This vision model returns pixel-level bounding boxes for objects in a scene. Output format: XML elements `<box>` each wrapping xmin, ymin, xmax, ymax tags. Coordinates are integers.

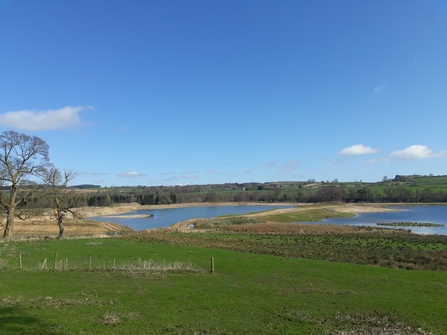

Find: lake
<box><xmin>316</xmin><ymin>205</ymin><xmax>447</xmax><ymax>235</ymax></box>
<box><xmin>91</xmin><ymin>205</ymin><xmax>294</xmax><ymax>230</ymax></box>
<box><xmin>91</xmin><ymin>204</ymin><xmax>447</xmax><ymax>235</ymax></box>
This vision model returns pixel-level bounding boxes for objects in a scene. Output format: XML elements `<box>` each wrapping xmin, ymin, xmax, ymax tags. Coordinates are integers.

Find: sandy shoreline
<box><xmin>78</xmin><ymin>202</ymin><xmax>300</xmax><ymax>218</ymax></box>
<box><xmin>79</xmin><ymin>202</ymin><xmax>404</xmax><ymax>219</ymax></box>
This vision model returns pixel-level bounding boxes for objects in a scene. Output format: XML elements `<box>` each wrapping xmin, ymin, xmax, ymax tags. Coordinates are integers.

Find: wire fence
<box><xmin>1</xmin><ymin>252</ymin><xmax>205</xmax><ymax>273</ymax></box>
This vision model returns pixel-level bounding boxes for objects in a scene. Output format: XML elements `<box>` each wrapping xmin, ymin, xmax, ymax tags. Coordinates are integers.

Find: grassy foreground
<box><xmin>0</xmin><ymin>237</ymin><xmax>446</xmax><ymax>334</ymax></box>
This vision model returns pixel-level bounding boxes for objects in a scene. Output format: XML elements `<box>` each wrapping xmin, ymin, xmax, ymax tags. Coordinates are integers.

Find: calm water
<box><xmin>92</xmin><ymin>205</ymin><xmax>294</xmax><ymax>230</ymax></box>
<box><xmin>315</xmin><ymin>205</ymin><xmax>447</xmax><ymax>235</ymax></box>
<box><xmin>92</xmin><ymin>205</ymin><xmax>447</xmax><ymax>235</ymax></box>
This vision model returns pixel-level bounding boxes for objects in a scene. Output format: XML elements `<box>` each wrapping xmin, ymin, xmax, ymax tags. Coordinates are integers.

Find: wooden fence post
<box><xmin>19</xmin><ymin>252</ymin><xmax>22</xmax><ymax>270</ymax></box>
<box><xmin>210</xmin><ymin>257</ymin><xmax>215</xmax><ymax>274</ymax></box>
<box><xmin>41</xmin><ymin>258</ymin><xmax>47</xmax><ymax>270</ymax></box>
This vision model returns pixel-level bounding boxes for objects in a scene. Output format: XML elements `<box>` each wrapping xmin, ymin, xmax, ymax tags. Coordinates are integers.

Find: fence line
<box><xmin>3</xmin><ymin>253</ymin><xmax>204</xmax><ymax>273</ymax></box>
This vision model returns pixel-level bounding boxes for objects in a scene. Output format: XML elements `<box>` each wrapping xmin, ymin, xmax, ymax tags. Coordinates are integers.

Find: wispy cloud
<box><xmin>325</xmin><ymin>161</ymin><xmax>339</xmax><ymax>166</ymax></box>
<box><xmin>117</xmin><ymin>171</ymin><xmax>145</xmax><ymax>178</ymax></box>
<box><xmin>361</xmin><ymin>158</ymin><xmax>390</xmax><ymax>165</ymax></box>
<box><xmin>277</xmin><ymin>160</ymin><xmax>300</xmax><ymax>171</ymax></box>
<box><xmin>116</xmin><ymin>126</ymin><xmax>127</xmax><ymax>132</ymax></box>
<box><xmin>340</xmin><ymin>144</ymin><xmax>379</xmax><ymax>156</ymax></box>
<box><xmin>245</xmin><ymin>168</ymin><xmax>254</xmax><ymax>174</ymax></box>
<box><xmin>263</xmin><ymin>161</ymin><xmax>276</xmax><ymax>169</ymax></box>
<box><xmin>390</xmin><ymin>145</ymin><xmax>447</xmax><ymax>160</ymax></box>
<box><xmin>206</xmin><ymin>169</ymin><xmax>217</xmax><ymax>174</ymax></box>
<box><xmin>0</xmin><ymin>106</ymin><xmax>88</xmax><ymax>131</ymax></box>
<box><xmin>182</xmin><ymin>171</ymin><xmax>198</xmax><ymax>179</ymax></box>
<box><xmin>77</xmin><ymin>171</ymin><xmax>110</xmax><ymax>176</ymax></box>
<box><xmin>373</xmin><ymin>84</ymin><xmax>386</xmax><ymax>94</ymax></box>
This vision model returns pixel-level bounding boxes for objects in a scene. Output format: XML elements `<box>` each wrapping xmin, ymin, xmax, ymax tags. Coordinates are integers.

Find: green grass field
<box><xmin>1</xmin><ymin>236</ymin><xmax>446</xmax><ymax>334</ymax></box>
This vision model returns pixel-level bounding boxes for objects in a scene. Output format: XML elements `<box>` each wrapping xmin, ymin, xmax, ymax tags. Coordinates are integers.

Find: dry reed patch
<box><xmin>220</xmin><ymin>222</ymin><xmax>356</xmax><ymax>234</ymax></box>
<box><xmin>116</xmin><ymin>259</ymin><xmax>203</xmax><ymax>272</ymax></box>
<box><xmin>161</xmin><ymin>324</ymin><xmax>226</xmax><ymax>335</ymax></box>
<box><xmin>98</xmin><ymin>311</ymin><xmax>140</xmax><ymax>325</ymax></box>
<box><xmin>99</xmin><ymin>312</ymin><xmax>121</xmax><ymax>325</ymax></box>
<box><xmin>218</xmin><ymin>222</ymin><xmax>409</xmax><ymax>235</ymax></box>
<box><xmin>37</xmin><ymin>259</ymin><xmax>205</xmax><ymax>274</ymax></box>
<box><xmin>8</xmin><ymin>218</ymin><xmax>133</xmax><ymax>239</ymax></box>
<box><xmin>1</xmin><ymin>295</ymin><xmax>111</xmax><ymax>308</ymax></box>
<box><xmin>280</xmin><ymin>309</ymin><xmax>432</xmax><ymax>335</ymax></box>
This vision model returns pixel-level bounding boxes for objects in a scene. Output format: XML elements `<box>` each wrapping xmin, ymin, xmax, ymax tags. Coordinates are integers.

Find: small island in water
<box><xmin>377</xmin><ymin>222</ymin><xmax>443</xmax><ymax>228</ymax></box>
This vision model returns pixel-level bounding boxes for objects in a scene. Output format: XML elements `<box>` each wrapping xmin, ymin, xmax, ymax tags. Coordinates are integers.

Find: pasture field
<box><xmin>1</xmin><ymin>234</ymin><xmax>447</xmax><ymax>334</ymax></box>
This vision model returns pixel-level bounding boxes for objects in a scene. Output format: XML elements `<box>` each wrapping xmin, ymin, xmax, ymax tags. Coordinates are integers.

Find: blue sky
<box><xmin>1</xmin><ymin>0</ymin><xmax>446</xmax><ymax>186</ymax></box>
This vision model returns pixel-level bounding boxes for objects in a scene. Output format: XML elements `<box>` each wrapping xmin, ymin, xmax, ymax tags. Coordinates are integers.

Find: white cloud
<box><xmin>390</xmin><ymin>145</ymin><xmax>447</xmax><ymax>160</ymax></box>
<box><xmin>277</xmin><ymin>160</ymin><xmax>300</xmax><ymax>171</ymax></box>
<box><xmin>0</xmin><ymin>106</ymin><xmax>87</xmax><ymax>131</ymax></box>
<box><xmin>117</xmin><ymin>171</ymin><xmax>145</xmax><ymax>178</ymax></box>
<box><xmin>340</xmin><ymin>144</ymin><xmax>379</xmax><ymax>156</ymax></box>
<box><xmin>373</xmin><ymin>84</ymin><xmax>386</xmax><ymax>94</ymax></box>
<box><xmin>245</xmin><ymin>168</ymin><xmax>254</xmax><ymax>174</ymax></box>
<box><xmin>206</xmin><ymin>169</ymin><xmax>217</xmax><ymax>174</ymax></box>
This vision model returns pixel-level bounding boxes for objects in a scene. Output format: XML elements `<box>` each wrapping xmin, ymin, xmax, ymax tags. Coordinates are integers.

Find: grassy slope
<box><xmin>1</xmin><ymin>238</ymin><xmax>446</xmax><ymax>334</ymax></box>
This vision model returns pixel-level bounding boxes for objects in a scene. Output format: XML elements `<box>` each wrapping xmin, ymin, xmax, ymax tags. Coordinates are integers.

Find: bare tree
<box><xmin>46</xmin><ymin>167</ymin><xmax>83</xmax><ymax>239</ymax></box>
<box><xmin>0</xmin><ymin>131</ymin><xmax>51</xmax><ymax>238</ymax></box>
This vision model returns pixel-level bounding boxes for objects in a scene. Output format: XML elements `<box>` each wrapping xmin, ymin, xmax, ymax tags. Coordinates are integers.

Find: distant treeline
<box><xmin>20</xmin><ymin>182</ymin><xmax>447</xmax><ymax>209</ymax></box>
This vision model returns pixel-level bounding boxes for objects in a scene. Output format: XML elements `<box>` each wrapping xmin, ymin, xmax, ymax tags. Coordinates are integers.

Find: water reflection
<box><xmin>92</xmin><ymin>205</ymin><xmax>294</xmax><ymax>230</ymax></box>
<box><xmin>316</xmin><ymin>206</ymin><xmax>447</xmax><ymax>235</ymax></box>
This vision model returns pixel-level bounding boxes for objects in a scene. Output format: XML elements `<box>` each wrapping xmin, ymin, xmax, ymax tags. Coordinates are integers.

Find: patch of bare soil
<box><xmin>2</xmin><ymin>219</ymin><xmax>133</xmax><ymax>240</ymax></box>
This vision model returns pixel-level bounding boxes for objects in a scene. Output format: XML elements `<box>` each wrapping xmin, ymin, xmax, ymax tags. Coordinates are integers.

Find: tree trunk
<box><xmin>3</xmin><ymin>226</ymin><xmax>10</xmax><ymax>238</ymax></box>
<box><xmin>3</xmin><ymin>212</ymin><xmax>13</xmax><ymax>238</ymax></box>
<box><xmin>57</xmin><ymin>216</ymin><xmax>64</xmax><ymax>239</ymax></box>
<box><xmin>4</xmin><ymin>187</ymin><xmax>17</xmax><ymax>238</ymax></box>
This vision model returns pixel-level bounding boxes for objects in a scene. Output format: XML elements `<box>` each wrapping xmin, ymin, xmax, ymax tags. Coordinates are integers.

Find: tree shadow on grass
<box><xmin>0</xmin><ymin>306</ymin><xmax>63</xmax><ymax>335</ymax></box>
